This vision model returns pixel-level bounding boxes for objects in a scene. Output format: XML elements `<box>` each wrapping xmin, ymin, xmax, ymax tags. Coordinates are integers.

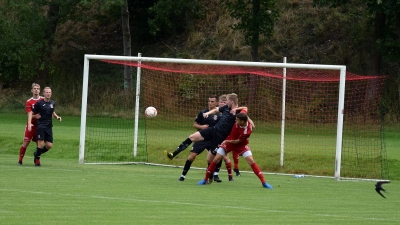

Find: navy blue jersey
<box><xmin>33</xmin><ymin>99</ymin><xmax>55</xmax><ymax>129</ymax></box>
<box><xmin>213</xmin><ymin>104</ymin><xmax>243</xmax><ymax>140</ymax></box>
<box><xmin>194</xmin><ymin>108</ymin><xmax>221</xmax><ymax>130</ymax></box>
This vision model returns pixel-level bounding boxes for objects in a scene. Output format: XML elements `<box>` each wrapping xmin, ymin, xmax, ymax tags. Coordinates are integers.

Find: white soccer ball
<box><xmin>145</xmin><ymin>106</ymin><xmax>157</xmax><ymax>117</ymax></box>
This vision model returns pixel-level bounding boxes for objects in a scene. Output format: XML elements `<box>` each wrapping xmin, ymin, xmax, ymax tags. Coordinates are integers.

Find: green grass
<box><xmin>1</xmin><ymin>112</ymin><xmax>400</xmax><ymax>224</ymax></box>
<box><xmin>1</xmin><ymin>154</ymin><xmax>399</xmax><ymax>224</ymax></box>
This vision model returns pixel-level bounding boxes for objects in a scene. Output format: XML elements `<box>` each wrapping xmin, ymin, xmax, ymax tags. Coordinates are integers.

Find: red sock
<box><xmin>251</xmin><ymin>163</ymin><xmax>266</xmax><ymax>183</ymax></box>
<box><xmin>19</xmin><ymin>146</ymin><xmax>27</xmax><ymax>162</ymax></box>
<box><xmin>205</xmin><ymin>162</ymin><xmax>217</xmax><ymax>180</ymax></box>
<box><xmin>233</xmin><ymin>151</ymin><xmax>239</xmax><ymax>170</ymax></box>
<box><xmin>225</xmin><ymin>161</ymin><xmax>232</xmax><ymax>176</ymax></box>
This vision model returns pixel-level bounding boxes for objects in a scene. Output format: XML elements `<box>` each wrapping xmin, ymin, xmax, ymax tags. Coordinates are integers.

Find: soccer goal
<box><xmin>79</xmin><ymin>54</ymin><xmax>388</xmax><ymax>180</ymax></box>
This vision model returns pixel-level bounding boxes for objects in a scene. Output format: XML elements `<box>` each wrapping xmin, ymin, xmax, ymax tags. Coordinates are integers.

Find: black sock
<box><xmin>41</xmin><ymin>146</ymin><xmax>48</xmax><ymax>154</ymax></box>
<box><xmin>173</xmin><ymin>138</ymin><xmax>192</xmax><ymax>157</ymax></box>
<box><xmin>182</xmin><ymin>160</ymin><xmax>193</xmax><ymax>176</ymax></box>
<box><xmin>35</xmin><ymin>147</ymin><xmax>42</xmax><ymax>158</ymax></box>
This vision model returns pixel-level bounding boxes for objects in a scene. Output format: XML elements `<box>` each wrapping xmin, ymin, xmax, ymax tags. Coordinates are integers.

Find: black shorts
<box><xmin>36</xmin><ymin>127</ymin><xmax>53</xmax><ymax>143</ymax></box>
<box><xmin>198</xmin><ymin>127</ymin><xmax>224</xmax><ymax>155</ymax></box>
<box><xmin>191</xmin><ymin>140</ymin><xmax>213</xmax><ymax>155</ymax></box>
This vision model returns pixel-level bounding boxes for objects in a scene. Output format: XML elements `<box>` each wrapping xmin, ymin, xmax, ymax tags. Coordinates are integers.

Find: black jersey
<box><xmin>213</xmin><ymin>104</ymin><xmax>242</xmax><ymax>140</ymax></box>
<box><xmin>194</xmin><ymin>108</ymin><xmax>221</xmax><ymax>130</ymax></box>
<box><xmin>33</xmin><ymin>99</ymin><xmax>55</xmax><ymax>129</ymax></box>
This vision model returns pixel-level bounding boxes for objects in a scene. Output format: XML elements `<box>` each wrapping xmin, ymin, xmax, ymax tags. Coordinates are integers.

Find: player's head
<box><xmin>43</xmin><ymin>87</ymin><xmax>52</xmax><ymax>99</ymax></box>
<box><xmin>218</xmin><ymin>94</ymin><xmax>227</xmax><ymax>107</ymax></box>
<box><xmin>227</xmin><ymin>93</ymin><xmax>238</xmax><ymax>107</ymax></box>
<box><xmin>31</xmin><ymin>83</ymin><xmax>40</xmax><ymax>96</ymax></box>
<box><xmin>235</xmin><ymin>113</ymin><xmax>248</xmax><ymax>126</ymax></box>
<box><xmin>208</xmin><ymin>95</ymin><xmax>218</xmax><ymax>109</ymax></box>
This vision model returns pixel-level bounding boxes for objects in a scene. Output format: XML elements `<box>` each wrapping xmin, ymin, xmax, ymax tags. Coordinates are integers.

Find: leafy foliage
<box><xmin>222</xmin><ymin>0</ymin><xmax>279</xmax><ymax>44</ymax></box>
<box><xmin>147</xmin><ymin>0</ymin><xmax>205</xmax><ymax>37</ymax></box>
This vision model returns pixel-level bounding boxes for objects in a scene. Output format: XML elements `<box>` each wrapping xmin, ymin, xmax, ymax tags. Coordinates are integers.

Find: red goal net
<box><xmin>83</xmin><ymin>58</ymin><xmax>388</xmax><ymax>180</ymax></box>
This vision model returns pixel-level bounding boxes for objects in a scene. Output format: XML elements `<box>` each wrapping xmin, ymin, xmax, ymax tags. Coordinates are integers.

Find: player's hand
<box><xmin>56</xmin><ymin>116</ymin><xmax>62</xmax><ymax>122</ymax></box>
<box><xmin>34</xmin><ymin>114</ymin><xmax>41</xmax><ymax>119</ymax></box>
<box><xmin>28</xmin><ymin>124</ymin><xmax>33</xmax><ymax>132</ymax></box>
<box><xmin>230</xmin><ymin>108</ymin><xmax>237</xmax><ymax>114</ymax></box>
<box><xmin>203</xmin><ymin>113</ymin><xmax>209</xmax><ymax>118</ymax></box>
<box><xmin>201</xmin><ymin>124</ymin><xmax>209</xmax><ymax>130</ymax></box>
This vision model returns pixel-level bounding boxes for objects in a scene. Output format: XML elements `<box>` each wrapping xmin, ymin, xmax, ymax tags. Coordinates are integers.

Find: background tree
<box><xmin>222</xmin><ymin>0</ymin><xmax>279</xmax><ymax>104</ymax></box>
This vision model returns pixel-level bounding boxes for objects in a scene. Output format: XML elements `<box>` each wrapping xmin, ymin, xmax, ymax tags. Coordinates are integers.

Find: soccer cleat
<box><xmin>214</xmin><ymin>175</ymin><xmax>222</xmax><ymax>183</ymax></box>
<box><xmin>233</xmin><ymin>168</ymin><xmax>241</xmax><ymax>176</ymax></box>
<box><xmin>178</xmin><ymin>176</ymin><xmax>185</xmax><ymax>181</ymax></box>
<box><xmin>228</xmin><ymin>175</ymin><xmax>234</xmax><ymax>181</ymax></box>
<box><xmin>163</xmin><ymin>150</ymin><xmax>174</xmax><ymax>160</ymax></box>
<box><xmin>208</xmin><ymin>177</ymin><xmax>214</xmax><ymax>184</ymax></box>
<box><xmin>262</xmin><ymin>182</ymin><xmax>273</xmax><ymax>189</ymax></box>
<box><xmin>18</xmin><ymin>161</ymin><xmax>22</xmax><ymax>166</ymax></box>
<box><xmin>197</xmin><ymin>179</ymin><xmax>209</xmax><ymax>185</ymax></box>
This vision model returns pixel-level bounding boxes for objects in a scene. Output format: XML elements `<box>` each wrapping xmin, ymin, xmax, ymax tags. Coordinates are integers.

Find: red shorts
<box><xmin>23</xmin><ymin>125</ymin><xmax>37</xmax><ymax>143</ymax></box>
<box><xmin>219</xmin><ymin>141</ymin><xmax>250</xmax><ymax>156</ymax></box>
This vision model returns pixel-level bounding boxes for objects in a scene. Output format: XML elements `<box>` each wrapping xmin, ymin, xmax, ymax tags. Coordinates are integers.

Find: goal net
<box><xmin>79</xmin><ymin>55</ymin><xmax>388</xmax><ymax>180</ymax></box>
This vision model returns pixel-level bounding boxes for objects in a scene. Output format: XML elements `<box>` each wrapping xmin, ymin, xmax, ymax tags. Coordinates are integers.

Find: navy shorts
<box><xmin>198</xmin><ymin>127</ymin><xmax>224</xmax><ymax>155</ymax></box>
<box><xmin>191</xmin><ymin>140</ymin><xmax>213</xmax><ymax>155</ymax></box>
<box><xmin>36</xmin><ymin>127</ymin><xmax>53</xmax><ymax>143</ymax></box>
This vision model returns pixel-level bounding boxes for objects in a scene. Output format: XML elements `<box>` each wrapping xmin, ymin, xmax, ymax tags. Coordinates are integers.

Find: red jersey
<box><xmin>25</xmin><ymin>96</ymin><xmax>43</xmax><ymax>124</ymax></box>
<box><xmin>220</xmin><ymin>121</ymin><xmax>252</xmax><ymax>151</ymax></box>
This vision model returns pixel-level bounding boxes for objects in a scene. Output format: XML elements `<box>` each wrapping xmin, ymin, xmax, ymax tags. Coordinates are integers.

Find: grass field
<box><xmin>1</xmin><ymin>155</ymin><xmax>400</xmax><ymax>225</ymax></box>
<box><xmin>1</xmin><ymin>113</ymin><xmax>400</xmax><ymax>224</ymax></box>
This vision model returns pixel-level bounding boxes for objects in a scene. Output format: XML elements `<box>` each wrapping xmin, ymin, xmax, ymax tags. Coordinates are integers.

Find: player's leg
<box><xmin>198</xmin><ymin>148</ymin><xmax>225</xmax><ymax>185</ymax></box>
<box><xmin>232</xmin><ymin>150</ymin><xmax>241</xmax><ymax>176</ymax></box>
<box><xmin>242</xmin><ymin>150</ymin><xmax>272</xmax><ymax>189</ymax></box>
<box><xmin>164</xmin><ymin>131</ymin><xmax>205</xmax><ymax>160</ymax></box>
<box><xmin>35</xmin><ymin>128</ymin><xmax>53</xmax><ymax>166</ymax></box>
<box><xmin>34</xmin><ymin>128</ymin><xmax>45</xmax><ymax>166</ymax></box>
<box><xmin>223</xmin><ymin>154</ymin><xmax>234</xmax><ymax>181</ymax></box>
<box><xmin>19</xmin><ymin>126</ymin><xmax>31</xmax><ymax>165</ymax></box>
<box><xmin>179</xmin><ymin>143</ymin><xmax>205</xmax><ymax>181</ymax></box>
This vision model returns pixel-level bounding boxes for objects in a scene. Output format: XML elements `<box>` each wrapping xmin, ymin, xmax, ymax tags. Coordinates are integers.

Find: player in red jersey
<box><xmin>18</xmin><ymin>83</ymin><xmax>43</xmax><ymax>165</ymax></box>
<box><xmin>198</xmin><ymin>113</ymin><xmax>273</xmax><ymax>188</ymax></box>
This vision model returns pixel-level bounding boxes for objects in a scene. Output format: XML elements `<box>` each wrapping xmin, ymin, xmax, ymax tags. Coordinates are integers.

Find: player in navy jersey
<box><xmin>18</xmin><ymin>83</ymin><xmax>43</xmax><ymax>165</ymax></box>
<box><xmin>30</xmin><ymin>87</ymin><xmax>62</xmax><ymax>166</ymax></box>
<box><xmin>172</xmin><ymin>95</ymin><xmax>221</xmax><ymax>181</ymax></box>
<box><xmin>164</xmin><ymin>93</ymin><xmax>248</xmax><ymax>168</ymax></box>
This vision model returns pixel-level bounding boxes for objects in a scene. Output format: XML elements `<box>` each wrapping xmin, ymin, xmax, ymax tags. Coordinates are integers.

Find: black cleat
<box><xmin>375</xmin><ymin>181</ymin><xmax>390</xmax><ymax>199</ymax></box>
<box><xmin>233</xmin><ymin>169</ymin><xmax>241</xmax><ymax>176</ymax></box>
<box><xmin>214</xmin><ymin>175</ymin><xmax>222</xmax><ymax>183</ymax></box>
<box><xmin>229</xmin><ymin>175</ymin><xmax>234</xmax><ymax>181</ymax></box>
<box><xmin>163</xmin><ymin>150</ymin><xmax>174</xmax><ymax>160</ymax></box>
<box><xmin>18</xmin><ymin>161</ymin><xmax>22</xmax><ymax>166</ymax></box>
<box><xmin>178</xmin><ymin>176</ymin><xmax>185</xmax><ymax>181</ymax></box>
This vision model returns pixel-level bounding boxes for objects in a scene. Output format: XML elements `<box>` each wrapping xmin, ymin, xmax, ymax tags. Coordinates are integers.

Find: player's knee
<box><xmin>45</xmin><ymin>143</ymin><xmax>53</xmax><ymax>149</ymax></box>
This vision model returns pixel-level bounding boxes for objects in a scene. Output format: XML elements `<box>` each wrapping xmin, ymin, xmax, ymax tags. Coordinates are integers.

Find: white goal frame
<box><xmin>79</xmin><ymin>54</ymin><xmax>347</xmax><ymax>181</ymax></box>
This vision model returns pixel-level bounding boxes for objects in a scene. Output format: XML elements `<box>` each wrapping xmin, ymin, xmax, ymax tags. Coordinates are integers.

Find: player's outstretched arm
<box><xmin>203</xmin><ymin>107</ymin><xmax>219</xmax><ymax>118</ymax></box>
<box><xmin>231</xmin><ymin>106</ymin><xmax>248</xmax><ymax>114</ymax></box>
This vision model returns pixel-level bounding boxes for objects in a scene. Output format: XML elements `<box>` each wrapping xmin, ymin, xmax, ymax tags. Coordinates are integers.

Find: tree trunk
<box><xmin>369</xmin><ymin>11</ymin><xmax>385</xmax><ymax>75</ymax></box>
<box><xmin>248</xmin><ymin>0</ymin><xmax>260</xmax><ymax>106</ymax></box>
<box><xmin>121</xmin><ymin>0</ymin><xmax>132</xmax><ymax>91</ymax></box>
<box><xmin>37</xmin><ymin>2</ymin><xmax>60</xmax><ymax>84</ymax></box>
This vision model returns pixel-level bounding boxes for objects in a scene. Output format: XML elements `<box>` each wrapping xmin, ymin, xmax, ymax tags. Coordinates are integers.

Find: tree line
<box><xmin>0</xmin><ymin>0</ymin><xmax>399</xmax><ymax>119</ymax></box>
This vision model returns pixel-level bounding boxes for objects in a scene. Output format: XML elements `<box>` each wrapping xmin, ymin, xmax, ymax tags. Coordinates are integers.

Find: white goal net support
<box><xmin>79</xmin><ymin>54</ymin><xmax>388</xmax><ymax>180</ymax></box>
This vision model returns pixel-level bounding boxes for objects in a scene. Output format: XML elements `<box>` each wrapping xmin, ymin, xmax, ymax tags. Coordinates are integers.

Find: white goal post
<box><xmin>79</xmin><ymin>54</ymin><xmax>347</xmax><ymax>180</ymax></box>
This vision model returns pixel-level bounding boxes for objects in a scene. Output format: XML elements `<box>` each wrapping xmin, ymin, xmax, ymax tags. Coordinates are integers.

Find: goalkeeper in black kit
<box><xmin>30</xmin><ymin>87</ymin><xmax>62</xmax><ymax>166</ymax></box>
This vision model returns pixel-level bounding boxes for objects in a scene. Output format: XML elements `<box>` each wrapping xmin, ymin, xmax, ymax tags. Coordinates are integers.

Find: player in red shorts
<box><xmin>18</xmin><ymin>83</ymin><xmax>43</xmax><ymax>165</ymax></box>
<box><xmin>198</xmin><ymin>113</ymin><xmax>273</xmax><ymax>188</ymax></box>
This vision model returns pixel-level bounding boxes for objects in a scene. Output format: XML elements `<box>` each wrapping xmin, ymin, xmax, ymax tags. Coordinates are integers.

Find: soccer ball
<box><xmin>145</xmin><ymin>106</ymin><xmax>157</xmax><ymax>117</ymax></box>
